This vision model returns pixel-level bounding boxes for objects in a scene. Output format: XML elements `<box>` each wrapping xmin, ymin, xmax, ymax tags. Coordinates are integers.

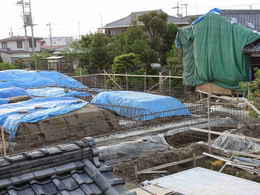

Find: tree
<box><xmin>138</xmin><ymin>11</ymin><xmax>178</xmax><ymax>65</ymax></box>
<box><xmin>240</xmin><ymin>69</ymin><xmax>260</xmax><ymax>117</ymax></box>
<box><xmin>112</xmin><ymin>53</ymin><xmax>141</xmax><ymax>73</ymax></box>
<box><xmin>75</xmin><ymin>33</ymin><xmax>112</xmax><ymax>73</ymax></box>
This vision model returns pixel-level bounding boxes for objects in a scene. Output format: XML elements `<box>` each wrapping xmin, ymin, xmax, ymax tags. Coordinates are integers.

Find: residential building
<box><xmin>0</xmin><ymin>36</ymin><xmax>42</xmax><ymax>64</ymax></box>
<box><xmin>41</xmin><ymin>36</ymin><xmax>74</xmax><ymax>51</ymax></box>
<box><xmin>222</xmin><ymin>9</ymin><xmax>260</xmax><ymax>32</ymax></box>
<box><xmin>185</xmin><ymin>9</ymin><xmax>260</xmax><ymax>32</ymax></box>
<box><xmin>102</xmin><ymin>9</ymin><xmax>190</xmax><ymax>36</ymax></box>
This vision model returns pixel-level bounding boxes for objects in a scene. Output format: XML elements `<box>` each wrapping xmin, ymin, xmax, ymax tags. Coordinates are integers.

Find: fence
<box><xmin>73</xmin><ymin>72</ymin><xmax>189</xmax><ymax>99</ymax></box>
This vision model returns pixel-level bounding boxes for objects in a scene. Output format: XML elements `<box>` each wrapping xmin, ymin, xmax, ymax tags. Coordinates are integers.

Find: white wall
<box><xmin>1</xmin><ymin>39</ymin><xmax>41</xmax><ymax>52</ymax></box>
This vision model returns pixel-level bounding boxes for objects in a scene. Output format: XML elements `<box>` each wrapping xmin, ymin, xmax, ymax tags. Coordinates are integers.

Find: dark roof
<box><xmin>0</xmin><ymin>137</ymin><xmax>135</xmax><ymax>195</ymax></box>
<box><xmin>244</xmin><ymin>39</ymin><xmax>260</xmax><ymax>55</ymax></box>
<box><xmin>0</xmin><ymin>36</ymin><xmax>42</xmax><ymax>42</ymax></box>
<box><xmin>0</xmin><ymin>49</ymin><xmax>32</xmax><ymax>54</ymax></box>
<box><xmin>104</xmin><ymin>9</ymin><xmax>189</xmax><ymax>29</ymax></box>
<box><xmin>222</xmin><ymin>9</ymin><xmax>260</xmax><ymax>32</ymax></box>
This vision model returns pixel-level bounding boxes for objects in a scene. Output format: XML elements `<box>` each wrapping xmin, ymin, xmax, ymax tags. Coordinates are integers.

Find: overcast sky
<box><xmin>1</xmin><ymin>0</ymin><xmax>260</xmax><ymax>39</ymax></box>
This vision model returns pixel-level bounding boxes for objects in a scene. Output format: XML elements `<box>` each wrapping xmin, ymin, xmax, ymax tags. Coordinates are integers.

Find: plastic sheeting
<box><xmin>176</xmin><ymin>12</ymin><xmax>260</xmax><ymax>89</ymax></box>
<box><xmin>99</xmin><ymin>135</ymin><xmax>172</xmax><ymax>164</ymax></box>
<box><xmin>0</xmin><ymin>87</ymin><xmax>28</xmax><ymax>98</ymax></box>
<box><xmin>0</xmin><ymin>70</ymin><xmax>87</xmax><ymax>89</ymax></box>
<box><xmin>212</xmin><ymin>132</ymin><xmax>260</xmax><ymax>153</ymax></box>
<box><xmin>0</xmin><ymin>97</ymin><xmax>88</xmax><ymax>138</ymax></box>
<box><xmin>91</xmin><ymin>91</ymin><xmax>191</xmax><ymax>120</ymax></box>
<box><xmin>26</xmin><ymin>87</ymin><xmax>92</xmax><ymax>98</ymax></box>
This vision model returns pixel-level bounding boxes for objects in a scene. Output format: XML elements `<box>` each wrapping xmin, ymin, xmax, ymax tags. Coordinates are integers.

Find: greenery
<box><xmin>0</xmin><ymin>62</ymin><xmax>18</xmax><ymax>70</ymax></box>
<box><xmin>68</xmin><ymin>11</ymin><xmax>180</xmax><ymax>75</ymax></box>
<box><xmin>112</xmin><ymin>53</ymin><xmax>141</xmax><ymax>73</ymax></box>
<box><xmin>240</xmin><ymin>69</ymin><xmax>260</xmax><ymax>117</ymax></box>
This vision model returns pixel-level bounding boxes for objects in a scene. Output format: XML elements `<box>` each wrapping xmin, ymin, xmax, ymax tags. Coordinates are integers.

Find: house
<box><xmin>186</xmin><ymin>9</ymin><xmax>260</xmax><ymax>32</ymax></box>
<box><xmin>222</xmin><ymin>9</ymin><xmax>260</xmax><ymax>32</ymax></box>
<box><xmin>41</xmin><ymin>36</ymin><xmax>74</xmax><ymax>51</ymax></box>
<box><xmin>102</xmin><ymin>9</ymin><xmax>190</xmax><ymax>36</ymax></box>
<box><xmin>0</xmin><ymin>137</ymin><xmax>135</xmax><ymax>195</ymax></box>
<box><xmin>0</xmin><ymin>36</ymin><xmax>42</xmax><ymax>64</ymax></box>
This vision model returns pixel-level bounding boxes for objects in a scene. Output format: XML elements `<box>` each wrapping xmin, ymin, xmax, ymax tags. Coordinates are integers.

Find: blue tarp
<box><xmin>0</xmin><ymin>97</ymin><xmax>88</xmax><ymax>138</ymax></box>
<box><xmin>192</xmin><ymin>8</ymin><xmax>223</xmax><ymax>25</ymax></box>
<box><xmin>0</xmin><ymin>87</ymin><xmax>28</xmax><ymax>98</ymax></box>
<box><xmin>0</xmin><ymin>70</ymin><xmax>87</xmax><ymax>89</ymax></box>
<box><xmin>91</xmin><ymin>91</ymin><xmax>191</xmax><ymax>120</ymax></box>
<box><xmin>26</xmin><ymin>87</ymin><xmax>92</xmax><ymax>98</ymax></box>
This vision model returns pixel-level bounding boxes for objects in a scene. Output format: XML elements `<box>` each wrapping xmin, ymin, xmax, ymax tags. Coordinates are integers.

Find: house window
<box><xmin>1</xmin><ymin>42</ymin><xmax>7</xmax><ymax>49</ymax></box>
<box><xmin>29</xmin><ymin>39</ymin><xmax>37</xmax><ymax>48</ymax></box>
<box><xmin>17</xmin><ymin>40</ymin><xmax>23</xmax><ymax>48</ymax></box>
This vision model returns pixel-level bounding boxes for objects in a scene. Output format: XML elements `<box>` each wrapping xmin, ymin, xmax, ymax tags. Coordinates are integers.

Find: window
<box><xmin>1</xmin><ymin>42</ymin><xmax>7</xmax><ymax>49</ymax></box>
<box><xmin>17</xmin><ymin>40</ymin><xmax>23</xmax><ymax>48</ymax></box>
<box><xmin>29</xmin><ymin>39</ymin><xmax>37</xmax><ymax>48</ymax></box>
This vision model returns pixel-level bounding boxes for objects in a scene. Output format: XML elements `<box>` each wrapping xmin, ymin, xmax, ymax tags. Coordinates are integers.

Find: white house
<box><xmin>41</xmin><ymin>36</ymin><xmax>73</xmax><ymax>51</ymax></box>
<box><xmin>0</xmin><ymin>36</ymin><xmax>42</xmax><ymax>64</ymax></box>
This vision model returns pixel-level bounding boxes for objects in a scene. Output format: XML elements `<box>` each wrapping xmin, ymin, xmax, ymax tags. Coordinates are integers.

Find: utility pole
<box><xmin>28</xmin><ymin>0</ymin><xmax>35</xmax><ymax>54</ymax></box>
<box><xmin>17</xmin><ymin>0</ymin><xmax>35</xmax><ymax>54</ymax></box>
<box><xmin>181</xmin><ymin>3</ymin><xmax>188</xmax><ymax>17</ymax></box>
<box><xmin>172</xmin><ymin>1</ymin><xmax>181</xmax><ymax>17</ymax></box>
<box><xmin>46</xmin><ymin>22</ymin><xmax>53</xmax><ymax>49</ymax></box>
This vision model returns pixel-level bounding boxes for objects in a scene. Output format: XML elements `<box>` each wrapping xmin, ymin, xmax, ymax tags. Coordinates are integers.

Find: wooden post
<box><xmin>159</xmin><ymin>72</ymin><xmax>163</xmax><ymax>93</ymax></box>
<box><xmin>104</xmin><ymin>74</ymin><xmax>107</xmax><ymax>89</ymax></box>
<box><xmin>169</xmin><ymin>70</ymin><xmax>172</xmax><ymax>96</ymax></box>
<box><xmin>1</xmin><ymin>127</ymin><xmax>6</xmax><ymax>156</ymax></box>
<box><xmin>207</xmin><ymin>93</ymin><xmax>212</xmax><ymax>153</ymax></box>
<box><xmin>144</xmin><ymin>71</ymin><xmax>147</xmax><ymax>92</ymax></box>
<box><xmin>126</xmin><ymin>72</ymin><xmax>129</xmax><ymax>90</ymax></box>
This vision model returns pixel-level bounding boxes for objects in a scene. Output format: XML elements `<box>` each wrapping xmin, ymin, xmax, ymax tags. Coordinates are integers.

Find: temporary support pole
<box><xmin>1</xmin><ymin>127</ymin><xmax>6</xmax><ymax>156</ymax></box>
<box><xmin>144</xmin><ymin>71</ymin><xmax>147</xmax><ymax>91</ymax></box>
<box><xmin>190</xmin><ymin>127</ymin><xmax>260</xmax><ymax>143</ymax></box>
<box><xmin>126</xmin><ymin>72</ymin><xmax>129</xmax><ymax>90</ymax></box>
<box><xmin>169</xmin><ymin>70</ymin><xmax>172</xmax><ymax>95</ymax></box>
<box><xmin>207</xmin><ymin>93</ymin><xmax>212</xmax><ymax>153</ymax></box>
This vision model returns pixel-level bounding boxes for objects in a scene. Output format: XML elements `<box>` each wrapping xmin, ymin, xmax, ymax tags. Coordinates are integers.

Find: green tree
<box><xmin>138</xmin><ymin>11</ymin><xmax>178</xmax><ymax>65</ymax></box>
<box><xmin>112</xmin><ymin>53</ymin><xmax>141</xmax><ymax>73</ymax></box>
<box><xmin>75</xmin><ymin>33</ymin><xmax>112</xmax><ymax>73</ymax></box>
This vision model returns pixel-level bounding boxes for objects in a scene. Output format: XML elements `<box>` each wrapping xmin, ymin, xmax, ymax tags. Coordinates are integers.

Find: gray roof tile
<box><xmin>104</xmin><ymin>9</ymin><xmax>189</xmax><ymax>29</ymax></box>
<box><xmin>0</xmin><ymin>137</ymin><xmax>133</xmax><ymax>195</ymax></box>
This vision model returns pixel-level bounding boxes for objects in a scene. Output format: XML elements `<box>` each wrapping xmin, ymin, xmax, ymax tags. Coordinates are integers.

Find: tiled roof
<box><xmin>222</xmin><ymin>9</ymin><xmax>260</xmax><ymax>32</ymax></box>
<box><xmin>0</xmin><ymin>137</ymin><xmax>135</xmax><ymax>195</ymax></box>
<box><xmin>104</xmin><ymin>9</ymin><xmax>189</xmax><ymax>29</ymax></box>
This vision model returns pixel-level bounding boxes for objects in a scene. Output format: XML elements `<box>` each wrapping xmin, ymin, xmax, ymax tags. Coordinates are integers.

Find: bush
<box><xmin>112</xmin><ymin>53</ymin><xmax>141</xmax><ymax>73</ymax></box>
<box><xmin>0</xmin><ymin>62</ymin><xmax>18</xmax><ymax>70</ymax></box>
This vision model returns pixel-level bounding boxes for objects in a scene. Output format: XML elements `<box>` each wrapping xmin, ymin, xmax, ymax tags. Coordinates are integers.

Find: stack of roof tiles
<box><xmin>0</xmin><ymin>137</ymin><xmax>135</xmax><ymax>195</ymax></box>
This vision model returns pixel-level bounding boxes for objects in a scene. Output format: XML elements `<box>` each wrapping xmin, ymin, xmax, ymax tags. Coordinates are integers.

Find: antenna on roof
<box><xmin>9</xmin><ymin>27</ymin><xmax>14</xmax><ymax>37</ymax></box>
<box><xmin>172</xmin><ymin>1</ymin><xmax>181</xmax><ymax>17</ymax></box>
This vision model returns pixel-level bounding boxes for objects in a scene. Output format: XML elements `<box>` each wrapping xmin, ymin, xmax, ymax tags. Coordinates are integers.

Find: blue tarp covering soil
<box><xmin>0</xmin><ymin>97</ymin><xmax>88</xmax><ymax>138</ymax></box>
<box><xmin>0</xmin><ymin>70</ymin><xmax>86</xmax><ymax>89</ymax></box>
<box><xmin>91</xmin><ymin>91</ymin><xmax>190</xmax><ymax>120</ymax></box>
<box><xmin>26</xmin><ymin>87</ymin><xmax>91</xmax><ymax>98</ymax></box>
<box><xmin>0</xmin><ymin>87</ymin><xmax>28</xmax><ymax>98</ymax></box>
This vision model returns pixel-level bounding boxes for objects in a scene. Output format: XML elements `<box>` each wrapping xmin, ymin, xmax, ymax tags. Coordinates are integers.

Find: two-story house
<box><xmin>0</xmin><ymin>36</ymin><xmax>42</xmax><ymax>64</ymax></box>
<box><xmin>102</xmin><ymin>9</ymin><xmax>190</xmax><ymax>36</ymax></box>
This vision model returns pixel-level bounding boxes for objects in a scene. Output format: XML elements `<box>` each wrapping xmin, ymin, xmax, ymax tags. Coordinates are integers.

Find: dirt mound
<box><xmin>11</xmin><ymin>104</ymin><xmax>120</xmax><ymax>153</ymax></box>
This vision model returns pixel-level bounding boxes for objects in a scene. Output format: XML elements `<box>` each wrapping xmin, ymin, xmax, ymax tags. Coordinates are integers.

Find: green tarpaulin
<box><xmin>176</xmin><ymin>13</ymin><xmax>260</xmax><ymax>89</ymax></box>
